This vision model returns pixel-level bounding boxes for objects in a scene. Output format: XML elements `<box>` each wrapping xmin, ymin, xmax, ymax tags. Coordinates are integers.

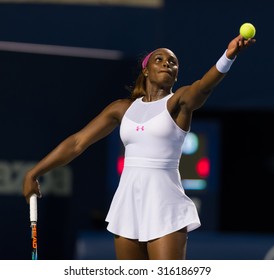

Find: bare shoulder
<box><xmin>168</xmin><ymin>86</ymin><xmax>190</xmax><ymax>108</ymax></box>
<box><xmin>174</xmin><ymin>85</ymin><xmax>191</xmax><ymax>99</ymax></box>
<box><xmin>112</xmin><ymin>98</ymin><xmax>133</xmax><ymax>108</ymax></box>
<box><xmin>105</xmin><ymin>98</ymin><xmax>133</xmax><ymax>123</ymax></box>
<box><xmin>108</xmin><ymin>98</ymin><xmax>133</xmax><ymax>113</ymax></box>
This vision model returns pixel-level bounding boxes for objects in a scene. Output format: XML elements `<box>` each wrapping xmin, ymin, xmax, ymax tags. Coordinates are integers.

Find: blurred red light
<box><xmin>117</xmin><ymin>156</ymin><xmax>124</xmax><ymax>175</ymax></box>
<box><xmin>196</xmin><ymin>157</ymin><xmax>210</xmax><ymax>178</ymax></box>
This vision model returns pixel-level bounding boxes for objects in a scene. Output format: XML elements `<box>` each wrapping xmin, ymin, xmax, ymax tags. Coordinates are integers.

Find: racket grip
<box><xmin>30</xmin><ymin>194</ymin><xmax>38</xmax><ymax>223</ymax></box>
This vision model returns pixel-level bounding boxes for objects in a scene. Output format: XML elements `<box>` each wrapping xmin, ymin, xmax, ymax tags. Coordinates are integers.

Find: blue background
<box><xmin>0</xmin><ymin>1</ymin><xmax>274</xmax><ymax>260</ymax></box>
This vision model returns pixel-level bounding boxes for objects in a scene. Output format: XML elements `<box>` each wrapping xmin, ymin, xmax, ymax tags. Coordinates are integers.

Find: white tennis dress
<box><xmin>105</xmin><ymin>93</ymin><xmax>201</xmax><ymax>241</ymax></box>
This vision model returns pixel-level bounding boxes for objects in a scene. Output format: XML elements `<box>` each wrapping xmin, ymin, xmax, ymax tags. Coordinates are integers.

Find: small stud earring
<box><xmin>145</xmin><ymin>73</ymin><xmax>148</xmax><ymax>77</ymax></box>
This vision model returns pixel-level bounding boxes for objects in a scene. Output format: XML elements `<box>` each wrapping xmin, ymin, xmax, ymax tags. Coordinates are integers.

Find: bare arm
<box><xmin>177</xmin><ymin>35</ymin><xmax>255</xmax><ymax>111</ymax></box>
<box><xmin>23</xmin><ymin>98</ymin><xmax>131</xmax><ymax>202</ymax></box>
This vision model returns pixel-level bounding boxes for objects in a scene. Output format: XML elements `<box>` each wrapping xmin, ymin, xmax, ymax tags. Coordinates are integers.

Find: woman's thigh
<box><xmin>114</xmin><ymin>235</ymin><xmax>149</xmax><ymax>260</ymax></box>
<box><xmin>147</xmin><ymin>228</ymin><xmax>188</xmax><ymax>260</ymax></box>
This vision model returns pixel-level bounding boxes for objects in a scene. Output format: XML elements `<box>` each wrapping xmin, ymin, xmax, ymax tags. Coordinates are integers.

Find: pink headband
<box><xmin>141</xmin><ymin>51</ymin><xmax>154</xmax><ymax>69</ymax></box>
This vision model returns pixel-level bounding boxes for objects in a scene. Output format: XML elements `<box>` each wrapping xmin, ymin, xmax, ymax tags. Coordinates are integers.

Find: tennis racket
<box><xmin>30</xmin><ymin>194</ymin><xmax>38</xmax><ymax>260</ymax></box>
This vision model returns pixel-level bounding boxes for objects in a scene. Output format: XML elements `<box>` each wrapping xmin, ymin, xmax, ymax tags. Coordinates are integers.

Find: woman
<box><xmin>23</xmin><ymin>34</ymin><xmax>255</xmax><ymax>260</ymax></box>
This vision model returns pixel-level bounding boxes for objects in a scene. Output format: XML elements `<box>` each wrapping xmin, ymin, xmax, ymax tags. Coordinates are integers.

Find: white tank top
<box><xmin>120</xmin><ymin>93</ymin><xmax>188</xmax><ymax>169</ymax></box>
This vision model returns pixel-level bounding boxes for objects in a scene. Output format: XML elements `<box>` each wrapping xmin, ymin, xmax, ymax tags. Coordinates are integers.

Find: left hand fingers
<box><xmin>229</xmin><ymin>36</ymin><xmax>255</xmax><ymax>56</ymax></box>
<box><xmin>238</xmin><ymin>37</ymin><xmax>256</xmax><ymax>48</ymax></box>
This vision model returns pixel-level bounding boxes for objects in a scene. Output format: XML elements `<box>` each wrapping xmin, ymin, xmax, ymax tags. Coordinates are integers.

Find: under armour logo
<box><xmin>136</xmin><ymin>126</ymin><xmax>144</xmax><ymax>131</ymax></box>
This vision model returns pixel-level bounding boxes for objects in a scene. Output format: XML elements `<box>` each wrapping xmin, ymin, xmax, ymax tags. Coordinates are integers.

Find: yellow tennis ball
<box><xmin>239</xmin><ymin>23</ymin><xmax>256</xmax><ymax>39</ymax></box>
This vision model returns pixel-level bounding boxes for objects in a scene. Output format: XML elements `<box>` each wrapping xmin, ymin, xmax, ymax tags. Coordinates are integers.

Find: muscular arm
<box><xmin>177</xmin><ymin>65</ymin><xmax>226</xmax><ymax>111</ymax></box>
<box><xmin>23</xmin><ymin>98</ymin><xmax>131</xmax><ymax>201</ymax></box>
<box><xmin>169</xmin><ymin>35</ymin><xmax>255</xmax><ymax>131</ymax></box>
<box><xmin>177</xmin><ymin>35</ymin><xmax>255</xmax><ymax>111</ymax></box>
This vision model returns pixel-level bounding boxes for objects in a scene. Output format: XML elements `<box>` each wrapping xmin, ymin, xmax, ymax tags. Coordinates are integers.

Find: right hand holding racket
<box><xmin>23</xmin><ymin>172</ymin><xmax>42</xmax><ymax>204</ymax></box>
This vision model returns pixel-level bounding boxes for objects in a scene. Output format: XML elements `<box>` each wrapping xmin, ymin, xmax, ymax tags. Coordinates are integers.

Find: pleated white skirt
<box><xmin>105</xmin><ymin>158</ymin><xmax>201</xmax><ymax>242</ymax></box>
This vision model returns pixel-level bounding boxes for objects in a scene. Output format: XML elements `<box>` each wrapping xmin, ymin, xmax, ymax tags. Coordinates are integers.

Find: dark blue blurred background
<box><xmin>0</xmin><ymin>0</ymin><xmax>274</xmax><ymax>260</ymax></box>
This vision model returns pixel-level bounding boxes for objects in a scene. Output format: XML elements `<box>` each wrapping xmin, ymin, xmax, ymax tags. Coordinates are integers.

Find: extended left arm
<box><xmin>178</xmin><ymin>35</ymin><xmax>256</xmax><ymax>111</ymax></box>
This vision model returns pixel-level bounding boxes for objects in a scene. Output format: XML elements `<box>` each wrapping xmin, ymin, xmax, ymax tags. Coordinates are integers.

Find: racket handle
<box><xmin>30</xmin><ymin>194</ymin><xmax>38</xmax><ymax>223</ymax></box>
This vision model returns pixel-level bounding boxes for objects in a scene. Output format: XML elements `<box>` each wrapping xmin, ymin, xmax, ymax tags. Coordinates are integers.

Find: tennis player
<box><xmin>23</xmin><ymin>34</ymin><xmax>255</xmax><ymax>259</ymax></box>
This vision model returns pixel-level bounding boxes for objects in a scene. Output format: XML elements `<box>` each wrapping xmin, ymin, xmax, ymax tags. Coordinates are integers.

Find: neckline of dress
<box><xmin>139</xmin><ymin>93</ymin><xmax>172</xmax><ymax>104</ymax></box>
